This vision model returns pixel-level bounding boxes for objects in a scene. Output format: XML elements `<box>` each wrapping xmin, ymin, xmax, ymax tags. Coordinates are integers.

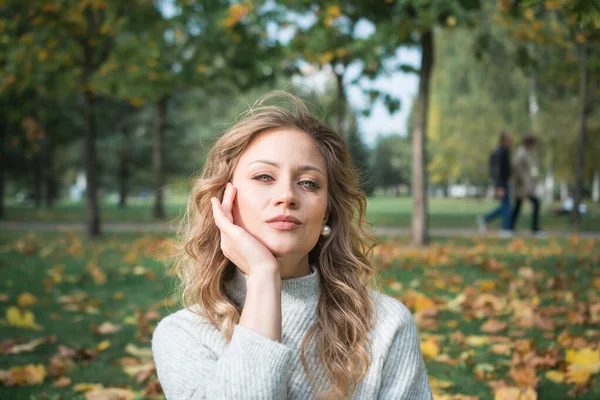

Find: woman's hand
<box><xmin>211</xmin><ymin>182</ymin><xmax>279</xmax><ymax>277</ymax></box>
<box><xmin>211</xmin><ymin>182</ymin><xmax>283</xmax><ymax>342</ymax></box>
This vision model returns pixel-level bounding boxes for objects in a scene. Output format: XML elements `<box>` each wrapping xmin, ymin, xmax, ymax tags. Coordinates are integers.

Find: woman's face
<box><xmin>231</xmin><ymin>128</ymin><xmax>328</xmax><ymax>258</ymax></box>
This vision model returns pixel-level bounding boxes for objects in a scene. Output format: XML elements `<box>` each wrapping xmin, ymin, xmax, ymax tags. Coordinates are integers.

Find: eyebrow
<box><xmin>248</xmin><ymin>160</ymin><xmax>324</xmax><ymax>174</ymax></box>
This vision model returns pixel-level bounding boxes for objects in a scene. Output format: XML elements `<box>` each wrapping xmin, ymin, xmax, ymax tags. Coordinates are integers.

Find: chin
<box><xmin>264</xmin><ymin>240</ymin><xmax>303</xmax><ymax>257</ymax></box>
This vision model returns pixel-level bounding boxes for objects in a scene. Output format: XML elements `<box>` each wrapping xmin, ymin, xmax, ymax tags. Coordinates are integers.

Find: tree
<box><xmin>360</xmin><ymin>0</ymin><xmax>481</xmax><ymax>246</ymax></box>
<box><xmin>104</xmin><ymin>0</ymin><xmax>283</xmax><ymax>220</ymax></box>
<box><xmin>3</xmin><ymin>0</ymin><xmax>161</xmax><ymax>237</ymax></box>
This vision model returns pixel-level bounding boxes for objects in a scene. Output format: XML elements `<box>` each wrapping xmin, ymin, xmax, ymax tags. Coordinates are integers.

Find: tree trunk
<box><xmin>33</xmin><ymin>152</ymin><xmax>42</xmax><ymax>209</ymax></box>
<box><xmin>592</xmin><ymin>171</ymin><xmax>599</xmax><ymax>203</ymax></box>
<box><xmin>152</xmin><ymin>96</ymin><xmax>167</xmax><ymax>220</ymax></box>
<box><xmin>411</xmin><ymin>30</ymin><xmax>434</xmax><ymax>247</ymax></box>
<box><xmin>335</xmin><ymin>70</ymin><xmax>347</xmax><ymax>139</ymax></box>
<box><xmin>543</xmin><ymin>155</ymin><xmax>554</xmax><ymax>205</ymax></box>
<box><xmin>83</xmin><ymin>85</ymin><xmax>101</xmax><ymax>237</ymax></box>
<box><xmin>118</xmin><ymin>129</ymin><xmax>130</xmax><ymax>208</ymax></box>
<box><xmin>118</xmin><ymin>150</ymin><xmax>129</xmax><ymax>208</ymax></box>
<box><xmin>0</xmin><ymin>118</ymin><xmax>5</xmax><ymax>220</ymax></box>
<box><xmin>571</xmin><ymin>43</ymin><xmax>590</xmax><ymax>229</ymax></box>
<box><xmin>44</xmin><ymin>137</ymin><xmax>56</xmax><ymax>208</ymax></box>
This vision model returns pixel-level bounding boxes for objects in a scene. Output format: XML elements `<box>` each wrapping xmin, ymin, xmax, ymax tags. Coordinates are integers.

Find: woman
<box><xmin>510</xmin><ymin>135</ymin><xmax>541</xmax><ymax>234</ymax></box>
<box><xmin>152</xmin><ymin>92</ymin><xmax>432</xmax><ymax>399</ymax></box>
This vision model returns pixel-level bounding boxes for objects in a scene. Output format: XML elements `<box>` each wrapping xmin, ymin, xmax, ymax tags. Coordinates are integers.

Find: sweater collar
<box><xmin>225</xmin><ymin>265</ymin><xmax>321</xmax><ymax>309</ymax></box>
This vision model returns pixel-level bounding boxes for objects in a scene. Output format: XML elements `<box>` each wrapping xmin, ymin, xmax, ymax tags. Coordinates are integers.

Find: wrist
<box><xmin>247</xmin><ymin>268</ymin><xmax>281</xmax><ymax>290</ymax></box>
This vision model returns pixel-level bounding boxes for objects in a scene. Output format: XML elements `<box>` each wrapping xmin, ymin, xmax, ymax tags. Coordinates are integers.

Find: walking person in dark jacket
<box><xmin>478</xmin><ymin>131</ymin><xmax>513</xmax><ymax>236</ymax></box>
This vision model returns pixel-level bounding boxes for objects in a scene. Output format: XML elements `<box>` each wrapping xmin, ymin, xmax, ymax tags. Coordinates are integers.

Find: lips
<box><xmin>266</xmin><ymin>215</ymin><xmax>302</xmax><ymax>231</ymax></box>
<box><xmin>266</xmin><ymin>215</ymin><xmax>301</xmax><ymax>224</ymax></box>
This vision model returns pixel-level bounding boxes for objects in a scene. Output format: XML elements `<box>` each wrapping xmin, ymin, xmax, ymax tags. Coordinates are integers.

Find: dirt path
<box><xmin>1</xmin><ymin>221</ymin><xmax>599</xmax><ymax>238</ymax></box>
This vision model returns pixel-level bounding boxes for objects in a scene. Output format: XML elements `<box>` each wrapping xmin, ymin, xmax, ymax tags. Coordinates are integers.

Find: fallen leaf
<box><xmin>420</xmin><ymin>339</ymin><xmax>440</xmax><ymax>360</ymax></box>
<box><xmin>85</xmin><ymin>387</ymin><xmax>137</xmax><ymax>400</ymax></box>
<box><xmin>5</xmin><ymin>337</ymin><xmax>51</xmax><ymax>354</ymax></box>
<box><xmin>6</xmin><ymin>306</ymin><xmax>42</xmax><ymax>330</ymax></box>
<box><xmin>86</xmin><ymin>261</ymin><xmax>107</xmax><ymax>285</ymax></box>
<box><xmin>52</xmin><ymin>376</ymin><xmax>71</xmax><ymax>388</ymax></box>
<box><xmin>545</xmin><ymin>370</ymin><xmax>564</xmax><ymax>383</ymax></box>
<box><xmin>481</xmin><ymin>319</ymin><xmax>508</xmax><ymax>334</ymax></box>
<box><xmin>74</xmin><ymin>383</ymin><xmax>104</xmax><ymax>392</ymax></box>
<box><xmin>465</xmin><ymin>335</ymin><xmax>490</xmax><ymax>347</ymax></box>
<box><xmin>17</xmin><ymin>292</ymin><xmax>37</xmax><ymax>307</ymax></box>
<box><xmin>96</xmin><ymin>340</ymin><xmax>111</xmax><ymax>352</ymax></box>
<box><xmin>490</xmin><ymin>343</ymin><xmax>513</xmax><ymax>356</ymax></box>
<box><xmin>494</xmin><ymin>386</ymin><xmax>537</xmax><ymax>400</ymax></box>
<box><xmin>565</xmin><ymin>347</ymin><xmax>600</xmax><ymax>386</ymax></box>
<box><xmin>93</xmin><ymin>321</ymin><xmax>122</xmax><ymax>335</ymax></box>
<box><xmin>125</xmin><ymin>344</ymin><xmax>153</xmax><ymax>359</ymax></box>
<box><xmin>2</xmin><ymin>364</ymin><xmax>47</xmax><ymax>385</ymax></box>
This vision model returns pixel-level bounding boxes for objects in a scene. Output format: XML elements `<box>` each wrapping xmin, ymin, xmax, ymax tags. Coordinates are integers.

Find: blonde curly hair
<box><xmin>171</xmin><ymin>91</ymin><xmax>380</xmax><ymax>399</ymax></box>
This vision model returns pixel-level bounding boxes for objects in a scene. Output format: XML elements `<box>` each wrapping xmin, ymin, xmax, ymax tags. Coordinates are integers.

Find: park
<box><xmin>1</xmin><ymin>1</ymin><xmax>599</xmax><ymax>399</ymax></box>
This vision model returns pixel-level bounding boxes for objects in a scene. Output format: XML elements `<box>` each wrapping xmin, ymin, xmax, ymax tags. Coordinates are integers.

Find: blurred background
<box><xmin>0</xmin><ymin>1</ymin><xmax>599</xmax><ymax>399</ymax></box>
<box><xmin>0</xmin><ymin>0</ymin><xmax>598</xmax><ymax>239</ymax></box>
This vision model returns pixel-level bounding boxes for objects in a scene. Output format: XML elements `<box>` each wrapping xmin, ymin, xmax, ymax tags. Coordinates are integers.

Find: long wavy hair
<box><xmin>172</xmin><ymin>91</ymin><xmax>380</xmax><ymax>399</ymax></box>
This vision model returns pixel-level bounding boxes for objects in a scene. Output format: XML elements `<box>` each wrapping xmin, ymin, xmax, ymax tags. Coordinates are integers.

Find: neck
<box><xmin>276</xmin><ymin>253</ymin><xmax>311</xmax><ymax>279</ymax></box>
<box><xmin>226</xmin><ymin>264</ymin><xmax>321</xmax><ymax>309</ymax></box>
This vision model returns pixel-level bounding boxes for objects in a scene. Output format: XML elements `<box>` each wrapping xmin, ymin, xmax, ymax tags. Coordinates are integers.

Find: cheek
<box><xmin>232</xmin><ymin>188</ymin><xmax>261</xmax><ymax>226</ymax></box>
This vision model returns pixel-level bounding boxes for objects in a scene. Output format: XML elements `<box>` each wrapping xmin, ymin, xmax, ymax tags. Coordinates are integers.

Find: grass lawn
<box><xmin>1</xmin><ymin>232</ymin><xmax>599</xmax><ymax>398</ymax></box>
<box><xmin>4</xmin><ymin>196</ymin><xmax>600</xmax><ymax>231</ymax></box>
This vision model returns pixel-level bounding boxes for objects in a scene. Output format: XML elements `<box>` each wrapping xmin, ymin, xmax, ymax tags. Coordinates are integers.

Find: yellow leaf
<box><xmin>495</xmin><ymin>387</ymin><xmax>537</xmax><ymax>400</ymax></box>
<box><xmin>566</xmin><ymin>347</ymin><xmax>600</xmax><ymax>366</ymax></box>
<box><xmin>96</xmin><ymin>340</ymin><xmax>111</xmax><ymax>351</ymax></box>
<box><xmin>6</xmin><ymin>306</ymin><xmax>42</xmax><ymax>330</ymax></box>
<box><xmin>18</xmin><ymin>292</ymin><xmax>37</xmax><ymax>307</ymax></box>
<box><xmin>545</xmin><ymin>370</ymin><xmax>564</xmax><ymax>383</ymax></box>
<box><xmin>594</xmin><ymin>278</ymin><xmax>600</xmax><ymax>291</ymax></box>
<box><xmin>86</xmin><ymin>261</ymin><xmax>106</xmax><ymax>285</ymax></box>
<box><xmin>566</xmin><ymin>368</ymin><xmax>594</xmax><ymax>386</ymax></box>
<box><xmin>74</xmin><ymin>383</ymin><xmax>104</xmax><ymax>392</ymax></box>
<box><xmin>564</xmin><ymin>347</ymin><xmax>600</xmax><ymax>386</ymax></box>
<box><xmin>8</xmin><ymin>364</ymin><xmax>47</xmax><ymax>385</ymax></box>
<box><xmin>465</xmin><ymin>335</ymin><xmax>490</xmax><ymax>347</ymax></box>
<box><xmin>414</xmin><ymin>293</ymin><xmax>436</xmax><ymax>312</ymax></box>
<box><xmin>420</xmin><ymin>339</ymin><xmax>440</xmax><ymax>360</ymax></box>
<box><xmin>125</xmin><ymin>344</ymin><xmax>153</xmax><ymax>359</ymax></box>
<box><xmin>85</xmin><ymin>387</ymin><xmax>137</xmax><ymax>400</ymax></box>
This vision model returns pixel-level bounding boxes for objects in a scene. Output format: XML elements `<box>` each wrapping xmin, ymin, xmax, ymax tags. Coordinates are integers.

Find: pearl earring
<box><xmin>321</xmin><ymin>224</ymin><xmax>331</xmax><ymax>237</ymax></box>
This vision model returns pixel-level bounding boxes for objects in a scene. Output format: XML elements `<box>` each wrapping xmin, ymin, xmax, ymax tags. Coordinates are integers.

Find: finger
<box><xmin>224</xmin><ymin>184</ymin><xmax>237</xmax><ymax>223</ymax></box>
<box><xmin>211</xmin><ymin>197</ymin><xmax>238</xmax><ymax>237</ymax></box>
<box><xmin>211</xmin><ymin>197</ymin><xmax>228</xmax><ymax>230</ymax></box>
<box><xmin>221</xmin><ymin>183</ymin><xmax>235</xmax><ymax>222</ymax></box>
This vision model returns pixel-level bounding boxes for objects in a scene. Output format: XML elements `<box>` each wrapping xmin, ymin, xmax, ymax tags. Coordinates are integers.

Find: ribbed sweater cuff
<box><xmin>231</xmin><ymin>324</ymin><xmax>292</xmax><ymax>365</ymax></box>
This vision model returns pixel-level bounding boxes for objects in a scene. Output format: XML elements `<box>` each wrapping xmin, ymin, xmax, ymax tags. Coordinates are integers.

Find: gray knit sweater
<box><xmin>152</xmin><ymin>266</ymin><xmax>432</xmax><ymax>399</ymax></box>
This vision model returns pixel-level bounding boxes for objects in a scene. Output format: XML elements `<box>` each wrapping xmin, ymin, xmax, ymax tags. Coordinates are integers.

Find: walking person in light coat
<box><xmin>510</xmin><ymin>135</ymin><xmax>541</xmax><ymax>234</ymax></box>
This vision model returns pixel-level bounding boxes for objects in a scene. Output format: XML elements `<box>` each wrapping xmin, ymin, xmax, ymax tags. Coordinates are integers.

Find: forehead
<box><xmin>239</xmin><ymin>128</ymin><xmax>326</xmax><ymax>167</ymax></box>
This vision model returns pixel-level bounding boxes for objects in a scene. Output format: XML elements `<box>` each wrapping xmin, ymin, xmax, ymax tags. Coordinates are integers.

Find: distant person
<box><xmin>510</xmin><ymin>135</ymin><xmax>541</xmax><ymax>234</ymax></box>
<box><xmin>478</xmin><ymin>131</ymin><xmax>513</xmax><ymax>236</ymax></box>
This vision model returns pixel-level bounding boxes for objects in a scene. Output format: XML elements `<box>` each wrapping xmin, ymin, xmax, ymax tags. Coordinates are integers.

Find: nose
<box><xmin>273</xmin><ymin>178</ymin><xmax>298</xmax><ymax>208</ymax></box>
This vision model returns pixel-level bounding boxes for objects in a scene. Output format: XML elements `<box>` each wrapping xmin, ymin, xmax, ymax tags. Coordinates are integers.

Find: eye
<box><xmin>300</xmin><ymin>180</ymin><xmax>320</xmax><ymax>189</ymax></box>
<box><xmin>253</xmin><ymin>174</ymin><xmax>273</xmax><ymax>182</ymax></box>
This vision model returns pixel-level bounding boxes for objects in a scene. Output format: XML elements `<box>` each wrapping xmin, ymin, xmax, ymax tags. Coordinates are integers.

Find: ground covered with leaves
<box><xmin>0</xmin><ymin>231</ymin><xmax>599</xmax><ymax>399</ymax></box>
